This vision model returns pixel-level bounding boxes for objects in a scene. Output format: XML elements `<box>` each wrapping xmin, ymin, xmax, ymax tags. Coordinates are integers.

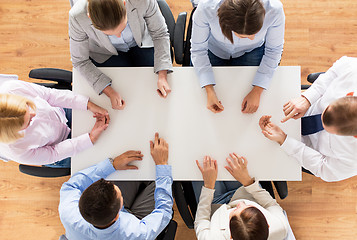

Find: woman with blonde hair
<box><xmin>0</xmin><ymin>78</ymin><xmax>109</xmax><ymax>168</ymax></box>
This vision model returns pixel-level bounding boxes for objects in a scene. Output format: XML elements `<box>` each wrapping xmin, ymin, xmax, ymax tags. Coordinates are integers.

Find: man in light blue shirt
<box><xmin>191</xmin><ymin>0</ymin><xmax>285</xmax><ymax>114</ymax></box>
<box><xmin>59</xmin><ymin>133</ymin><xmax>173</xmax><ymax>240</ymax></box>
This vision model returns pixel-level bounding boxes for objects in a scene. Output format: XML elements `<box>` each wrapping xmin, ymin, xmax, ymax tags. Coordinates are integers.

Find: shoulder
<box><xmin>196</xmin><ymin>0</ymin><xmax>221</xmax><ymax>15</ymax></box>
<box><xmin>262</xmin><ymin>0</ymin><xmax>284</xmax><ymax>15</ymax></box>
<box><xmin>0</xmin><ymin>80</ymin><xmax>28</xmax><ymax>94</ymax></box>
<box><xmin>69</xmin><ymin>0</ymin><xmax>88</xmax><ymax>20</ymax></box>
<box><xmin>126</xmin><ymin>0</ymin><xmax>151</xmax><ymax>11</ymax></box>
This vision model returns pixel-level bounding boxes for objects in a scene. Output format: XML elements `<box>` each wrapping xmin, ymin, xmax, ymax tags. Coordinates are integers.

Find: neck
<box><xmin>94</xmin><ymin>220</ymin><xmax>116</xmax><ymax>229</ymax></box>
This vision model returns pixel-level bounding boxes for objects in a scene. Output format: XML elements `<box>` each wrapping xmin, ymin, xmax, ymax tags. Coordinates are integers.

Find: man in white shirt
<box><xmin>259</xmin><ymin>56</ymin><xmax>357</xmax><ymax>182</ymax></box>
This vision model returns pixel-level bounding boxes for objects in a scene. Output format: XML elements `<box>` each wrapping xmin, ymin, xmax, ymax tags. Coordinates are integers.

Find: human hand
<box><xmin>196</xmin><ymin>155</ymin><xmax>217</xmax><ymax>189</ymax></box>
<box><xmin>102</xmin><ymin>86</ymin><xmax>125</xmax><ymax>110</ymax></box>
<box><xmin>224</xmin><ymin>153</ymin><xmax>254</xmax><ymax>187</ymax></box>
<box><xmin>281</xmin><ymin>96</ymin><xmax>311</xmax><ymax>123</ymax></box>
<box><xmin>259</xmin><ymin>115</ymin><xmax>287</xmax><ymax>145</ymax></box>
<box><xmin>87</xmin><ymin>101</ymin><xmax>110</xmax><ymax>124</ymax></box>
<box><xmin>157</xmin><ymin>70</ymin><xmax>171</xmax><ymax>98</ymax></box>
<box><xmin>205</xmin><ymin>85</ymin><xmax>224</xmax><ymax>113</ymax></box>
<box><xmin>113</xmin><ymin>150</ymin><xmax>143</xmax><ymax>170</ymax></box>
<box><xmin>150</xmin><ymin>132</ymin><xmax>169</xmax><ymax>165</ymax></box>
<box><xmin>241</xmin><ymin>86</ymin><xmax>264</xmax><ymax>114</ymax></box>
<box><xmin>89</xmin><ymin>116</ymin><xmax>109</xmax><ymax>143</ymax></box>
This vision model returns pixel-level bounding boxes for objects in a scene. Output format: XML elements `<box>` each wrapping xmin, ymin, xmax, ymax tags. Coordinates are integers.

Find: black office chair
<box><xmin>18</xmin><ymin>68</ymin><xmax>72</xmax><ymax>178</ymax></box>
<box><xmin>157</xmin><ymin>0</ymin><xmax>187</xmax><ymax>65</ymax></box>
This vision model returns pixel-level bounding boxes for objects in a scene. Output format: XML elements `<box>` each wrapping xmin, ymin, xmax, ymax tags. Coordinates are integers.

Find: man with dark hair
<box><xmin>259</xmin><ymin>56</ymin><xmax>357</xmax><ymax>182</ymax></box>
<box><xmin>69</xmin><ymin>0</ymin><xmax>173</xmax><ymax>111</ymax></box>
<box><xmin>194</xmin><ymin>154</ymin><xmax>288</xmax><ymax>239</ymax></box>
<box><xmin>59</xmin><ymin>133</ymin><xmax>173</xmax><ymax>239</ymax></box>
<box><xmin>191</xmin><ymin>0</ymin><xmax>285</xmax><ymax>114</ymax></box>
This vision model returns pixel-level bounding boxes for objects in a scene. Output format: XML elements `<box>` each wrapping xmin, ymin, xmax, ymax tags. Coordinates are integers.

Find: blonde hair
<box><xmin>0</xmin><ymin>94</ymin><xmax>36</xmax><ymax>143</ymax></box>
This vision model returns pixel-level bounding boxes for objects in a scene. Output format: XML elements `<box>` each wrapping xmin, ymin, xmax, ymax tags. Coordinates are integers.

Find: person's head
<box><xmin>0</xmin><ymin>94</ymin><xmax>36</xmax><ymax>143</ymax></box>
<box><xmin>87</xmin><ymin>0</ymin><xmax>127</xmax><ymax>37</ymax></box>
<box><xmin>322</xmin><ymin>96</ymin><xmax>357</xmax><ymax>136</ymax></box>
<box><xmin>79</xmin><ymin>178</ymin><xmax>123</xmax><ymax>228</ymax></box>
<box><xmin>217</xmin><ymin>0</ymin><xmax>265</xmax><ymax>43</ymax></box>
<box><xmin>229</xmin><ymin>201</ymin><xmax>269</xmax><ymax>240</ymax></box>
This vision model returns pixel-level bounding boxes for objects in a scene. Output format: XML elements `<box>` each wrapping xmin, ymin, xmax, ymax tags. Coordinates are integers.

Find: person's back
<box><xmin>59</xmin><ymin>133</ymin><xmax>173</xmax><ymax>240</ymax></box>
<box><xmin>259</xmin><ymin>56</ymin><xmax>357</xmax><ymax>182</ymax></box>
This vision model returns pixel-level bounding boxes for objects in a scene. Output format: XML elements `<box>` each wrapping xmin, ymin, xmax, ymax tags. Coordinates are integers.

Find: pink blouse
<box><xmin>0</xmin><ymin>80</ymin><xmax>93</xmax><ymax>165</ymax></box>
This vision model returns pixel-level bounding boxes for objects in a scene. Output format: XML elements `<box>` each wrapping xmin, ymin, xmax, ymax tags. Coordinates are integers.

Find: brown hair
<box><xmin>322</xmin><ymin>96</ymin><xmax>357</xmax><ymax>136</ymax></box>
<box><xmin>0</xmin><ymin>94</ymin><xmax>36</xmax><ymax>143</ymax></box>
<box><xmin>217</xmin><ymin>0</ymin><xmax>265</xmax><ymax>43</ymax></box>
<box><xmin>79</xmin><ymin>179</ymin><xmax>122</xmax><ymax>227</ymax></box>
<box><xmin>88</xmin><ymin>0</ymin><xmax>126</xmax><ymax>31</ymax></box>
<box><xmin>229</xmin><ymin>206</ymin><xmax>269</xmax><ymax>240</ymax></box>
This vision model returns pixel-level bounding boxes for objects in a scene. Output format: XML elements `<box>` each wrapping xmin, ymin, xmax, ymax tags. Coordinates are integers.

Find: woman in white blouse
<box><xmin>194</xmin><ymin>153</ymin><xmax>289</xmax><ymax>240</ymax></box>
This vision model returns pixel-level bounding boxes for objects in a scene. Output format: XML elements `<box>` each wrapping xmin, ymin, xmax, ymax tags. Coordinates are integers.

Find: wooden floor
<box><xmin>1</xmin><ymin>0</ymin><xmax>357</xmax><ymax>239</ymax></box>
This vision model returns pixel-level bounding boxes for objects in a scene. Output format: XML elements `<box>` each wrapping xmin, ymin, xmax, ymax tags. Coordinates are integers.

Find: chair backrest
<box><xmin>157</xmin><ymin>0</ymin><xmax>176</xmax><ymax>44</ymax></box>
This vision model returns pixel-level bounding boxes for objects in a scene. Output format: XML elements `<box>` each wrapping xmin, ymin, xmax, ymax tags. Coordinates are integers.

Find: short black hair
<box><xmin>79</xmin><ymin>178</ymin><xmax>121</xmax><ymax>227</ymax></box>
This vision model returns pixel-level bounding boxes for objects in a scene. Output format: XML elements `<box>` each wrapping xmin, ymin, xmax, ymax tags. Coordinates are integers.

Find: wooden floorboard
<box><xmin>1</xmin><ymin>0</ymin><xmax>357</xmax><ymax>239</ymax></box>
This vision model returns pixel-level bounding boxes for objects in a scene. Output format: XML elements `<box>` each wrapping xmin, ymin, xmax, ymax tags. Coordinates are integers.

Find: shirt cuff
<box><xmin>98</xmin><ymin>158</ymin><xmax>116</xmax><ymax>176</ymax></box>
<box><xmin>243</xmin><ymin>180</ymin><xmax>260</xmax><ymax>193</ymax></box>
<box><xmin>199</xmin><ymin>71</ymin><xmax>216</xmax><ymax>88</ymax></box>
<box><xmin>156</xmin><ymin>165</ymin><xmax>172</xmax><ymax>178</ymax></box>
<box><xmin>252</xmin><ymin>72</ymin><xmax>270</xmax><ymax>90</ymax></box>
<box><xmin>302</xmin><ymin>89</ymin><xmax>320</xmax><ymax>106</ymax></box>
<box><xmin>99</xmin><ymin>83</ymin><xmax>112</xmax><ymax>95</ymax></box>
<box><xmin>280</xmin><ymin>136</ymin><xmax>303</xmax><ymax>165</ymax></box>
<box><xmin>201</xmin><ymin>186</ymin><xmax>215</xmax><ymax>196</ymax></box>
<box><xmin>75</xmin><ymin>133</ymin><xmax>94</xmax><ymax>153</ymax></box>
<box><xmin>74</xmin><ymin>95</ymin><xmax>89</xmax><ymax>110</ymax></box>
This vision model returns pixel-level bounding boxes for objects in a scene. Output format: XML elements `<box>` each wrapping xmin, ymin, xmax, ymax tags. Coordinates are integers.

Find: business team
<box><xmin>0</xmin><ymin>0</ymin><xmax>356</xmax><ymax>239</ymax></box>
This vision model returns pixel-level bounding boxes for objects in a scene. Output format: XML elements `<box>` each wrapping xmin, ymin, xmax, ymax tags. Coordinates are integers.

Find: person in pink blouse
<box><xmin>0</xmin><ymin>79</ymin><xmax>109</xmax><ymax>168</ymax></box>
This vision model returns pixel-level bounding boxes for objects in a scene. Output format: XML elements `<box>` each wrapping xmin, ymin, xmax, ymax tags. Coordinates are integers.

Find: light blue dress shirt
<box><xmin>59</xmin><ymin>159</ymin><xmax>173</xmax><ymax>240</ymax></box>
<box><xmin>191</xmin><ymin>0</ymin><xmax>285</xmax><ymax>89</ymax></box>
<box><xmin>108</xmin><ymin>23</ymin><xmax>137</xmax><ymax>52</ymax></box>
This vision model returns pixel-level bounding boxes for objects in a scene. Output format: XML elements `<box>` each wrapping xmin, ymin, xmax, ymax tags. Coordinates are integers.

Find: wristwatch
<box><xmin>109</xmin><ymin>157</ymin><xmax>115</xmax><ymax>167</ymax></box>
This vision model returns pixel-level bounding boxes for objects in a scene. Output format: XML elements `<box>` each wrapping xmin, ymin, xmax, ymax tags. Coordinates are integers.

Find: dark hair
<box><xmin>217</xmin><ymin>0</ymin><xmax>265</xmax><ymax>43</ymax></box>
<box><xmin>79</xmin><ymin>178</ymin><xmax>121</xmax><ymax>227</ymax></box>
<box><xmin>88</xmin><ymin>0</ymin><xmax>126</xmax><ymax>31</ymax></box>
<box><xmin>229</xmin><ymin>206</ymin><xmax>269</xmax><ymax>240</ymax></box>
<box><xmin>322</xmin><ymin>96</ymin><xmax>357</xmax><ymax>136</ymax></box>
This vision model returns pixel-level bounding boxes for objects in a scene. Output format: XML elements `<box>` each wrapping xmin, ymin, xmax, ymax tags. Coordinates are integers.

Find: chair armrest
<box><xmin>173</xmin><ymin>12</ymin><xmax>187</xmax><ymax>65</ymax></box>
<box><xmin>301</xmin><ymin>84</ymin><xmax>311</xmax><ymax>90</ymax></box>
<box><xmin>273</xmin><ymin>181</ymin><xmax>288</xmax><ymax>200</ymax></box>
<box><xmin>161</xmin><ymin>220</ymin><xmax>177</xmax><ymax>240</ymax></box>
<box><xmin>19</xmin><ymin>164</ymin><xmax>70</xmax><ymax>178</ymax></box>
<box><xmin>307</xmin><ymin>72</ymin><xmax>325</xmax><ymax>84</ymax></box>
<box><xmin>29</xmin><ymin>68</ymin><xmax>72</xmax><ymax>85</ymax></box>
<box><xmin>172</xmin><ymin>181</ymin><xmax>195</xmax><ymax>229</ymax></box>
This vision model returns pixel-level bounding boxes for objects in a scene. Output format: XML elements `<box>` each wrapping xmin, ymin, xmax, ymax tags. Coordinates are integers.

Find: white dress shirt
<box><xmin>281</xmin><ymin>56</ymin><xmax>357</xmax><ymax>182</ymax></box>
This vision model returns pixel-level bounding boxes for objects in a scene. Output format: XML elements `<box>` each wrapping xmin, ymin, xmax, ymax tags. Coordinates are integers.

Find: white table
<box><xmin>72</xmin><ymin>67</ymin><xmax>301</xmax><ymax>181</ymax></box>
